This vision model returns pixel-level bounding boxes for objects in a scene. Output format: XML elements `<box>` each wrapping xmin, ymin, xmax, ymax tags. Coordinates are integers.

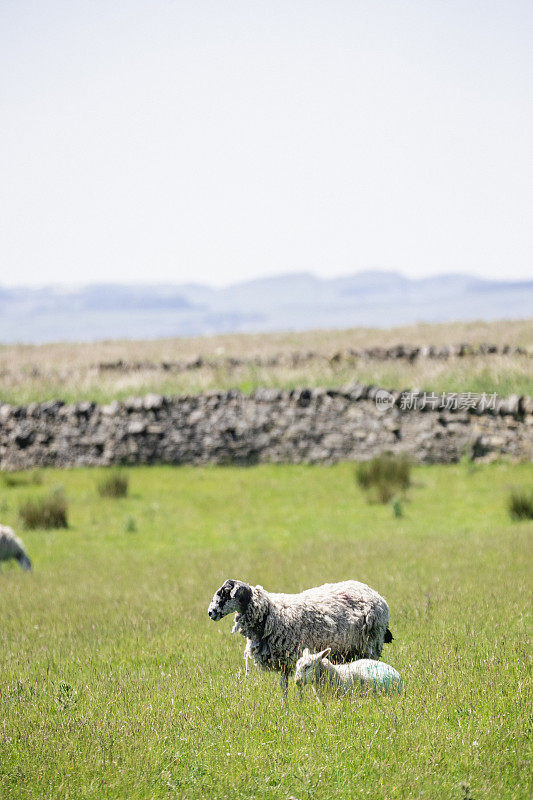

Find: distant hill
<box><xmin>0</xmin><ymin>272</ymin><xmax>532</xmax><ymax>343</ymax></box>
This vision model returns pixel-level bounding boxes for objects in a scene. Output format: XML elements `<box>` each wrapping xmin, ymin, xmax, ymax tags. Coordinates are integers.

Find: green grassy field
<box><xmin>1</xmin><ymin>462</ymin><xmax>531</xmax><ymax>800</ymax></box>
<box><xmin>2</xmin><ymin>354</ymin><xmax>532</xmax><ymax>406</ymax></box>
<box><xmin>1</xmin><ymin>318</ymin><xmax>532</xmax><ymax>404</ymax></box>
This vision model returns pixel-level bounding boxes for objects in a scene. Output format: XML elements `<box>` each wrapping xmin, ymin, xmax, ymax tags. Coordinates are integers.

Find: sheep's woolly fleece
<box><xmin>208</xmin><ymin>579</ymin><xmax>391</xmax><ymax>674</ymax></box>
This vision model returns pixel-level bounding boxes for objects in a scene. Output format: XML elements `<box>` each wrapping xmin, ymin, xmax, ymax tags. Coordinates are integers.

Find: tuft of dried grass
<box><xmin>356</xmin><ymin>454</ymin><xmax>411</xmax><ymax>504</ymax></box>
<box><xmin>19</xmin><ymin>488</ymin><xmax>68</xmax><ymax>529</ymax></box>
<box><xmin>2</xmin><ymin>470</ymin><xmax>43</xmax><ymax>488</ymax></box>
<box><xmin>508</xmin><ymin>487</ymin><xmax>533</xmax><ymax>520</ymax></box>
<box><xmin>98</xmin><ymin>471</ymin><xmax>129</xmax><ymax>498</ymax></box>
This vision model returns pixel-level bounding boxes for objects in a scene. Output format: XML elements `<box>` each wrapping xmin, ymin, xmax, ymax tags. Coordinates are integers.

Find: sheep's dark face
<box><xmin>208</xmin><ymin>579</ymin><xmax>252</xmax><ymax>621</ymax></box>
<box><xmin>16</xmin><ymin>552</ymin><xmax>32</xmax><ymax>571</ymax></box>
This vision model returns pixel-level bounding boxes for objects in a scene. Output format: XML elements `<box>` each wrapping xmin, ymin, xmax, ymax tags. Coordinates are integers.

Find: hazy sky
<box><xmin>1</xmin><ymin>1</ymin><xmax>532</xmax><ymax>287</ymax></box>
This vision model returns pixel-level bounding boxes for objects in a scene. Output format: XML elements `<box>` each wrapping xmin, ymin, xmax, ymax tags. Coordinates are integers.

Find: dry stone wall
<box><xmin>93</xmin><ymin>342</ymin><xmax>530</xmax><ymax>374</ymax></box>
<box><xmin>0</xmin><ymin>385</ymin><xmax>531</xmax><ymax>470</ymax></box>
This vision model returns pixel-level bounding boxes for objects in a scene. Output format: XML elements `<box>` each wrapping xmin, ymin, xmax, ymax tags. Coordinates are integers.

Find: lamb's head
<box><xmin>294</xmin><ymin>647</ymin><xmax>331</xmax><ymax>686</ymax></box>
<box><xmin>208</xmin><ymin>579</ymin><xmax>253</xmax><ymax>621</ymax></box>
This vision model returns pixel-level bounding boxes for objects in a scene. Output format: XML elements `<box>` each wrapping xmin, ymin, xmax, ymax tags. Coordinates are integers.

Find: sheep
<box><xmin>208</xmin><ymin>578</ymin><xmax>393</xmax><ymax>695</ymax></box>
<box><xmin>294</xmin><ymin>647</ymin><xmax>402</xmax><ymax>698</ymax></box>
<box><xmin>0</xmin><ymin>524</ymin><xmax>32</xmax><ymax>571</ymax></box>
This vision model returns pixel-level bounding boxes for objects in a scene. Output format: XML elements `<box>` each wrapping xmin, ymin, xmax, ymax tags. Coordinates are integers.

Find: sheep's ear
<box><xmin>318</xmin><ymin>647</ymin><xmax>331</xmax><ymax>660</ymax></box>
<box><xmin>302</xmin><ymin>648</ymin><xmax>311</xmax><ymax>658</ymax></box>
<box><xmin>234</xmin><ymin>583</ymin><xmax>252</xmax><ymax>609</ymax></box>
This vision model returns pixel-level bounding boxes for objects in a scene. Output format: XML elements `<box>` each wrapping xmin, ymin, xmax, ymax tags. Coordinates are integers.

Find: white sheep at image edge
<box><xmin>208</xmin><ymin>578</ymin><xmax>393</xmax><ymax>696</ymax></box>
<box><xmin>0</xmin><ymin>524</ymin><xmax>32</xmax><ymax>571</ymax></box>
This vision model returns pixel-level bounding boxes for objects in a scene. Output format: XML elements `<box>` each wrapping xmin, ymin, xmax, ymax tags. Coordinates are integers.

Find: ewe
<box><xmin>0</xmin><ymin>525</ymin><xmax>32</xmax><ymax>571</ymax></box>
<box><xmin>295</xmin><ymin>647</ymin><xmax>402</xmax><ymax>697</ymax></box>
<box><xmin>208</xmin><ymin>578</ymin><xmax>392</xmax><ymax>695</ymax></box>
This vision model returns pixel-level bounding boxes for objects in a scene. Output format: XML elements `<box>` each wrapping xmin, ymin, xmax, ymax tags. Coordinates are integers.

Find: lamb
<box><xmin>294</xmin><ymin>647</ymin><xmax>402</xmax><ymax>698</ymax></box>
<box><xmin>0</xmin><ymin>525</ymin><xmax>32</xmax><ymax>571</ymax></box>
<box><xmin>208</xmin><ymin>578</ymin><xmax>392</xmax><ymax>695</ymax></box>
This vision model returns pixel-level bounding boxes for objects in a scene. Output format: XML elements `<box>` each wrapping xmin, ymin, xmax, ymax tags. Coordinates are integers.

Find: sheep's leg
<box><xmin>243</xmin><ymin>640</ymin><xmax>252</xmax><ymax>679</ymax></box>
<box><xmin>280</xmin><ymin>668</ymin><xmax>289</xmax><ymax>701</ymax></box>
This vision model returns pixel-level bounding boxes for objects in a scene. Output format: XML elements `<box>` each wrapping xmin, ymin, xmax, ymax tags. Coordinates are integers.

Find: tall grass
<box><xmin>508</xmin><ymin>487</ymin><xmax>533</xmax><ymax>520</ymax></box>
<box><xmin>2</xmin><ymin>470</ymin><xmax>43</xmax><ymax>488</ymax></box>
<box><xmin>356</xmin><ymin>453</ymin><xmax>411</xmax><ymax>503</ymax></box>
<box><xmin>18</xmin><ymin>487</ymin><xmax>68</xmax><ymax>529</ymax></box>
<box><xmin>97</xmin><ymin>470</ymin><xmax>129</xmax><ymax>498</ymax></box>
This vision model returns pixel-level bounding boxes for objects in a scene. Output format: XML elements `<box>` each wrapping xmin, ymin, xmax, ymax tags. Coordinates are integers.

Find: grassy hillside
<box><xmin>1</xmin><ymin>318</ymin><xmax>532</xmax><ymax>404</ymax></box>
<box><xmin>1</xmin><ymin>462</ymin><xmax>531</xmax><ymax>799</ymax></box>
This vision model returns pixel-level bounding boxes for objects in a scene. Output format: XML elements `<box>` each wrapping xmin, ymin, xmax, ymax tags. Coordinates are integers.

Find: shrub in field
<box><xmin>373</xmin><ymin>481</ymin><xmax>395</xmax><ymax>503</ymax></box>
<box><xmin>124</xmin><ymin>515</ymin><xmax>137</xmax><ymax>533</ymax></box>
<box><xmin>2</xmin><ymin>470</ymin><xmax>43</xmax><ymax>488</ymax></box>
<box><xmin>391</xmin><ymin>496</ymin><xmax>403</xmax><ymax>518</ymax></box>
<box><xmin>508</xmin><ymin>487</ymin><xmax>533</xmax><ymax>520</ymax></box>
<box><xmin>356</xmin><ymin>453</ymin><xmax>411</xmax><ymax>504</ymax></box>
<box><xmin>98</xmin><ymin>471</ymin><xmax>129</xmax><ymax>498</ymax></box>
<box><xmin>19</xmin><ymin>488</ymin><xmax>68</xmax><ymax>529</ymax></box>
